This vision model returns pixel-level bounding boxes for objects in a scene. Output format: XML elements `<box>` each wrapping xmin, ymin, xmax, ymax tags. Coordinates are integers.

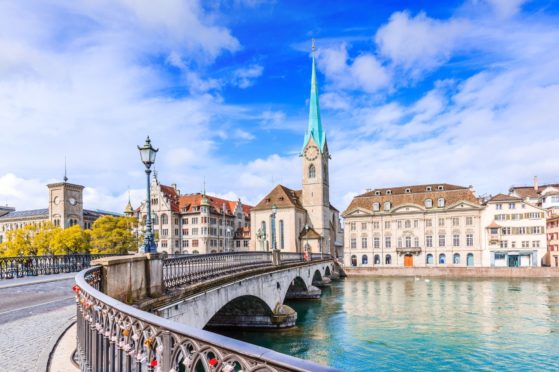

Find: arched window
<box><xmin>385</xmin><ymin>254</ymin><xmax>392</xmax><ymax>264</ymax></box>
<box><xmin>453</xmin><ymin>253</ymin><xmax>460</xmax><ymax>264</ymax></box>
<box><xmin>362</xmin><ymin>255</ymin><xmax>368</xmax><ymax>265</ymax></box>
<box><xmin>351</xmin><ymin>255</ymin><xmax>357</xmax><ymax>267</ymax></box>
<box><xmin>308</xmin><ymin>164</ymin><xmax>316</xmax><ymax>178</ymax></box>
<box><xmin>374</xmin><ymin>254</ymin><xmax>380</xmax><ymax>264</ymax></box>
<box><xmin>467</xmin><ymin>253</ymin><xmax>474</xmax><ymax>266</ymax></box>
<box><xmin>439</xmin><ymin>253</ymin><xmax>446</xmax><ymax>264</ymax></box>
<box><xmin>425</xmin><ymin>199</ymin><xmax>433</xmax><ymax>208</ymax></box>
<box><xmin>279</xmin><ymin>220</ymin><xmax>285</xmax><ymax>249</ymax></box>
<box><xmin>161</xmin><ymin>213</ymin><xmax>168</xmax><ymax>225</ymax></box>
<box><xmin>438</xmin><ymin>198</ymin><xmax>445</xmax><ymax>207</ymax></box>
<box><xmin>426</xmin><ymin>254</ymin><xmax>434</xmax><ymax>264</ymax></box>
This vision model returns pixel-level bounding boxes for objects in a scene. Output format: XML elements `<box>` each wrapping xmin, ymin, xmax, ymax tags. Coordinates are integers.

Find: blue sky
<box><xmin>1</xmin><ymin>0</ymin><xmax>559</xmax><ymax>213</ymax></box>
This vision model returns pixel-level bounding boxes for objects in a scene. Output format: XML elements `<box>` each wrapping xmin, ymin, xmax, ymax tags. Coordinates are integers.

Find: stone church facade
<box><xmin>250</xmin><ymin>53</ymin><xmax>343</xmax><ymax>256</ymax></box>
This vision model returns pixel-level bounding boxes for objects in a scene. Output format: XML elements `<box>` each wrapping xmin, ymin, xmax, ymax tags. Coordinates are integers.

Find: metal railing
<box><xmin>0</xmin><ymin>253</ymin><xmax>124</xmax><ymax>280</ymax></box>
<box><xmin>163</xmin><ymin>252</ymin><xmax>273</xmax><ymax>289</ymax></box>
<box><xmin>163</xmin><ymin>252</ymin><xmax>332</xmax><ymax>289</ymax></box>
<box><xmin>75</xmin><ymin>260</ymin><xmax>339</xmax><ymax>372</ymax></box>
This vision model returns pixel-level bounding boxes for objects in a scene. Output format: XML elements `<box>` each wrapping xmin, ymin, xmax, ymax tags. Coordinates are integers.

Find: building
<box><xmin>342</xmin><ymin>184</ymin><xmax>484</xmax><ymax>268</ymax></box>
<box><xmin>480</xmin><ymin>194</ymin><xmax>547</xmax><ymax>267</ymax></box>
<box><xmin>547</xmin><ymin>215</ymin><xmax>559</xmax><ymax>267</ymax></box>
<box><xmin>250</xmin><ymin>50</ymin><xmax>342</xmax><ymax>256</ymax></box>
<box><xmin>509</xmin><ymin>177</ymin><xmax>559</xmax><ymax>217</ymax></box>
<box><xmin>0</xmin><ymin>178</ymin><xmax>117</xmax><ymax>243</ymax></box>
<box><xmin>131</xmin><ymin>177</ymin><xmax>252</xmax><ymax>254</ymax></box>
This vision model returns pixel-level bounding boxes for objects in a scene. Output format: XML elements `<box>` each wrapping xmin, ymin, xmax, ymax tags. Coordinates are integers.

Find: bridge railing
<box><xmin>163</xmin><ymin>252</ymin><xmax>274</xmax><ymax>289</ymax></box>
<box><xmin>0</xmin><ymin>253</ymin><xmax>124</xmax><ymax>280</ymax></box>
<box><xmin>75</xmin><ymin>262</ymin><xmax>339</xmax><ymax>372</ymax></box>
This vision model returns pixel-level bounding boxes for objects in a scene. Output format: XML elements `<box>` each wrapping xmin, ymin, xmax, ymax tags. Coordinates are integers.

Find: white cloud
<box><xmin>318</xmin><ymin>44</ymin><xmax>390</xmax><ymax>93</ymax></box>
<box><xmin>375</xmin><ymin>11</ymin><xmax>470</xmax><ymax>77</ymax></box>
<box><xmin>233</xmin><ymin>64</ymin><xmax>264</xmax><ymax>89</ymax></box>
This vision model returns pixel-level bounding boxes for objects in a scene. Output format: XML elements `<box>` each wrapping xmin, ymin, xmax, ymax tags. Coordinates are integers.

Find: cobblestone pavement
<box><xmin>0</xmin><ymin>278</ymin><xmax>76</xmax><ymax>371</ymax></box>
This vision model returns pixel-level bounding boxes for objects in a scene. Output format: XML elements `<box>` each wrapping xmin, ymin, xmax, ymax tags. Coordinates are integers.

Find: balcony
<box><xmin>396</xmin><ymin>246</ymin><xmax>422</xmax><ymax>255</ymax></box>
<box><xmin>489</xmin><ymin>234</ymin><xmax>500</xmax><ymax>244</ymax></box>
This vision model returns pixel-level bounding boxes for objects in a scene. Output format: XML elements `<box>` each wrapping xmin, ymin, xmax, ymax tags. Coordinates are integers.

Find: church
<box><xmin>250</xmin><ymin>49</ymin><xmax>343</xmax><ymax>257</ymax></box>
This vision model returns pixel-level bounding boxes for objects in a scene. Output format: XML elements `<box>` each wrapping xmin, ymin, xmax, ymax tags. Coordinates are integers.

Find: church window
<box><xmin>280</xmin><ymin>220</ymin><xmax>285</xmax><ymax>249</ymax></box>
<box><xmin>309</xmin><ymin>164</ymin><xmax>316</xmax><ymax>178</ymax></box>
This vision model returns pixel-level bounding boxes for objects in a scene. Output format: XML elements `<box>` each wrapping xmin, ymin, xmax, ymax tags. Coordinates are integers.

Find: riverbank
<box><xmin>344</xmin><ymin>266</ymin><xmax>559</xmax><ymax>278</ymax></box>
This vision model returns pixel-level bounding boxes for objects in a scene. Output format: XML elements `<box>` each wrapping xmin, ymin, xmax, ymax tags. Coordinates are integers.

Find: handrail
<box><xmin>0</xmin><ymin>253</ymin><xmax>125</xmax><ymax>280</ymax></box>
<box><xmin>75</xmin><ymin>260</ymin><xmax>339</xmax><ymax>372</ymax></box>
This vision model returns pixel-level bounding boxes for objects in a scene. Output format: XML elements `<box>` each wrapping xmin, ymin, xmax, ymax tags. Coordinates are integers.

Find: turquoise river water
<box><xmin>217</xmin><ymin>277</ymin><xmax>559</xmax><ymax>371</ymax></box>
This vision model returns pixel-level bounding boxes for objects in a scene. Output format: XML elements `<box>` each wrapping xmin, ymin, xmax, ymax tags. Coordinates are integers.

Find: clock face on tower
<box><xmin>304</xmin><ymin>145</ymin><xmax>319</xmax><ymax>161</ymax></box>
<box><xmin>69</xmin><ymin>197</ymin><xmax>77</xmax><ymax>206</ymax></box>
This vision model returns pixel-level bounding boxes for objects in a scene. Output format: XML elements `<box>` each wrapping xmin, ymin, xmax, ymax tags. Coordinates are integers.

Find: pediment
<box><xmin>446</xmin><ymin>200</ymin><xmax>482</xmax><ymax>210</ymax></box>
<box><xmin>343</xmin><ymin>207</ymin><xmax>371</xmax><ymax>217</ymax></box>
<box><xmin>392</xmin><ymin>204</ymin><xmax>424</xmax><ymax>213</ymax></box>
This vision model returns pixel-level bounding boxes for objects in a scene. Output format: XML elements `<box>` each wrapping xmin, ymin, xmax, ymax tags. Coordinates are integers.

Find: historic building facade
<box><xmin>342</xmin><ymin>184</ymin><xmax>484</xmax><ymax>268</ymax></box>
<box><xmin>0</xmin><ymin>179</ymin><xmax>116</xmax><ymax>243</ymax></box>
<box><xmin>481</xmin><ymin>194</ymin><xmax>547</xmax><ymax>267</ymax></box>
<box><xmin>250</xmin><ymin>51</ymin><xmax>342</xmax><ymax>256</ymax></box>
<box><xmin>547</xmin><ymin>215</ymin><xmax>559</xmax><ymax>267</ymax></box>
<box><xmin>129</xmin><ymin>177</ymin><xmax>252</xmax><ymax>255</ymax></box>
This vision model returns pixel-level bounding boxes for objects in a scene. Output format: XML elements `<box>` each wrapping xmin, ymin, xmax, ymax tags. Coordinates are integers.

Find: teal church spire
<box><xmin>302</xmin><ymin>39</ymin><xmax>326</xmax><ymax>153</ymax></box>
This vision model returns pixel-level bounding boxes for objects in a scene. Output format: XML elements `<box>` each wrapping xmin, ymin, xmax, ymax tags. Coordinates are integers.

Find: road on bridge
<box><xmin>0</xmin><ymin>273</ymin><xmax>77</xmax><ymax>371</ymax></box>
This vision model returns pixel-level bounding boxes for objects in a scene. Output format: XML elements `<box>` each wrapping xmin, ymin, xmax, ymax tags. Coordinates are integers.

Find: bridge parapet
<box><xmin>74</xmin><ymin>253</ymin><xmax>341</xmax><ymax>372</ymax></box>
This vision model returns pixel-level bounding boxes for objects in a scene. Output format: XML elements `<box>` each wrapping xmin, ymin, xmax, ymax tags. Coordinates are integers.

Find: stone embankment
<box><xmin>345</xmin><ymin>267</ymin><xmax>559</xmax><ymax>278</ymax></box>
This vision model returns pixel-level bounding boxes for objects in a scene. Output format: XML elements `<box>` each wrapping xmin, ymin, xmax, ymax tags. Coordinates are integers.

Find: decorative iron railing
<box><xmin>0</xmin><ymin>253</ymin><xmax>125</xmax><ymax>280</ymax></box>
<box><xmin>75</xmin><ymin>262</ymin><xmax>339</xmax><ymax>372</ymax></box>
<box><xmin>162</xmin><ymin>252</ymin><xmax>274</xmax><ymax>289</ymax></box>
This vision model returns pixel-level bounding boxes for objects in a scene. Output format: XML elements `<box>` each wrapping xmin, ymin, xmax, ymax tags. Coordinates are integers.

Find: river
<box><xmin>216</xmin><ymin>276</ymin><xmax>559</xmax><ymax>371</ymax></box>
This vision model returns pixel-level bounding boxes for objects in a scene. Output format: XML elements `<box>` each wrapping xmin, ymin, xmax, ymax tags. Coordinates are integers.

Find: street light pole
<box><xmin>138</xmin><ymin>136</ymin><xmax>158</xmax><ymax>254</ymax></box>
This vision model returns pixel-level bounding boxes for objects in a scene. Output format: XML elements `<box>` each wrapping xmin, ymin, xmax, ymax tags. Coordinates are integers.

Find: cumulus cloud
<box><xmin>318</xmin><ymin>43</ymin><xmax>390</xmax><ymax>93</ymax></box>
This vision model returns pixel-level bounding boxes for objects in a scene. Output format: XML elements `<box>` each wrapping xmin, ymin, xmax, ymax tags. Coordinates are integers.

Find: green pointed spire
<box><xmin>302</xmin><ymin>40</ymin><xmax>326</xmax><ymax>153</ymax></box>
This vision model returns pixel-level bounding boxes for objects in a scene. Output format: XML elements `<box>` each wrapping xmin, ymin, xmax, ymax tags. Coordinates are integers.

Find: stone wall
<box><xmin>345</xmin><ymin>266</ymin><xmax>559</xmax><ymax>278</ymax></box>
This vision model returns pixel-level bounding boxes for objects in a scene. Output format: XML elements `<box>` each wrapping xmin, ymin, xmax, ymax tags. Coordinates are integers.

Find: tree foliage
<box><xmin>0</xmin><ymin>216</ymin><xmax>139</xmax><ymax>257</ymax></box>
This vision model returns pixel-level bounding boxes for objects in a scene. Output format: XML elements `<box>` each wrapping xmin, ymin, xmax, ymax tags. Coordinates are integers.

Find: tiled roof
<box><xmin>253</xmin><ymin>185</ymin><xmax>305</xmax><ymax>211</ymax></box>
<box><xmin>0</xmin><ymin>208</ymin><xmax>48</xmax><ymax>220</ymax></box>
<box><xmin>510</xmin><ymin>184</ymin><xmax>559</xmax><ymax>199</ymax></box>
<box><xmin>487</xmin><ymin>193</ymin><xmax>523</xmax><ymax>202</ymax></box>
<box><xmin>84</xmin><ymin>209</ymin><xmax>122</xmax><ymax>217</ymax></box>
<box><xmin>343</xmin><ymin>183</ymin><xmax>480</xmax><ymax>216</ymax></box>
<box><xmin>359</xmin><ymin>183</ymin><xmax>467</xmax><ymax>197</ymax></box>
<box><xmin>160</xmin><ymin>184</ymin><xmax>181</xmax><ymax>213</ymax></box>
<box><xmin>178</xmin><ymin>193</ymin><xmax>252</xmax><ymax>218</ymax></box>
<box><xmin>486</xmin><ymin>221</ymin><xmax>502</xmax><ymax>229</ymax></box>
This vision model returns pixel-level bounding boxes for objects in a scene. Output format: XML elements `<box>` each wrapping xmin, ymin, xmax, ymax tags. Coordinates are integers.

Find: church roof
<box><xmin>253</xmin><ymin>184</ymin><xmax>305</xmax><ymax>211</ymax></box>
<box><xmin>301</xmin><ymin>53</ymin><xmax>326</xmax><ymax>153</ymax></box>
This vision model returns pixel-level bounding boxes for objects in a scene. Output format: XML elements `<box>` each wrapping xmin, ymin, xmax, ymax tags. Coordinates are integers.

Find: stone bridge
<box><xmin>155</xmin><ymin>261</ymin><xmax>335</xmax><ymax>329</ymax></box>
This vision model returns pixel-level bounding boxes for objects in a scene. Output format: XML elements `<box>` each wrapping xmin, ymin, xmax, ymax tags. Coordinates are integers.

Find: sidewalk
<box><xmin>0</xmin><ymin>272</ymin><xmax>76</xmax><ymax>289</ymax></box>
<box><xmin>48</xmin><ymin>323</ymin><xmax>79</xmax><ymax>372</ymax></box>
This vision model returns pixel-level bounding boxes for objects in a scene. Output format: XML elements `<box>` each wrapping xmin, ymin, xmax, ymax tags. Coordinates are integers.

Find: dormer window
<box><xmin>384</xmin><ymin>201</ymin><xmax>391</xmax><ymax>211</ymax></box>
<box><xmin>438</xmin><ymin>185</ymin><xmax>444</xmax><ymax>191</ymax></box>
<box><xmin>375</xmin><ymin>191</ymin><xmax>381</xmax><ymax>196</ymax></box>
<box><xmin>426</xmin><ymin>186</ymin><xmax>432</xmax><ymax>192</ymax></box>
<box><xmin>425</xmin><ymin>199</ymin><xmax>433</xmax><ymax>208</ymax></box>
<box><xmin>386</xmin><ymin>190</ymin><xmax>392</xmax><ymax>195</ymax></box>
<box><xmin>438</xmin><ymin>198</ymin><xmax>445</xmax><ymax>207</ymax></box>
<box><xmin>373</xmin><ymin>202</ymin><xmax>380</xmax><ymax>211</ymax></box>
<box><xmin>405</xmin><ymin>188</ymin><xmax>411</xmax><ymax>193</ymax></box>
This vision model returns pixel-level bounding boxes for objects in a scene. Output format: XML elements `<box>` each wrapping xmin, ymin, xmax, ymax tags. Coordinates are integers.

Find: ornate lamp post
<box><xmin>271</xmin><ymin>204</ymin><xmax>277</xmax><ymax>251</ymax></box>
<box><xmin>138</xmin><ymin>136</ymin><xmax>159</xmax><ymax>254</ymax></box>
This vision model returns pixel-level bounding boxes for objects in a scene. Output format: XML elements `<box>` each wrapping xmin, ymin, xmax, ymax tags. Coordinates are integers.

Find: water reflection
<box><xmin>215</xmin><ymin>277</ymin><xmax>559</xmax><ymax>371</ymax></box>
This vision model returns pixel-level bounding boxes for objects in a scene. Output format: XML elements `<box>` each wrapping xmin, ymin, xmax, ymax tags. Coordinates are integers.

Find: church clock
<box><xmin>304</xmin><ymin>145</ymin><xmax>319</xmax><ymax>161</ymax></box>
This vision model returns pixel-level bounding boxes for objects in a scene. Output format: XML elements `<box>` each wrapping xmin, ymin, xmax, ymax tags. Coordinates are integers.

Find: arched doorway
<box><xmin>351</xmin><ymin>255</ymin><xmax>357</xmax><ymax>267</ymax></box>
<box><xmin>467</xmin><ymin>253</ymin><xmax>474</xmax><ymax>266</ymax></box>
<box><xmin>404</xmin><ymin>254</ymin><xmax>413</xmax><ymax>267</ymax></box>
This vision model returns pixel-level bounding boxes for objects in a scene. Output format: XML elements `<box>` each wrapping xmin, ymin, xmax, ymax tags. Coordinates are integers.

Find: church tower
<box><xmin>301</xmin><ymin>40</ymin><xmax>331</xmax><ymax>253</ymax></box>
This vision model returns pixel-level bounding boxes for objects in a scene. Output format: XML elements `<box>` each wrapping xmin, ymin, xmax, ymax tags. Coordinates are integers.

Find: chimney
<box><xmin>171</xmin><ymin>183</ymin><xmax>177</xmax><ymax>190</ymax></box>
<box><xmin>534</xmin><ymin>176</ymin><xmax>539</xmax><ymax>192</ymax></box>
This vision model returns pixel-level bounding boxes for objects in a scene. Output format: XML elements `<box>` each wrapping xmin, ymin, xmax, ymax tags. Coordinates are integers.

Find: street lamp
<box><xmin>138</xmin><ymin>136</ymin><xmax>159</xmax><ymax>254</ymax></box>
<box><xmin>271</xmin><ymin>204</ymin><xmax>277</xmax><ymax>251</ymax></box>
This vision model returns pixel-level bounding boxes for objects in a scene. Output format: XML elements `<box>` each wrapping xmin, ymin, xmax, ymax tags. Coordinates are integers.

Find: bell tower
<box><xmin>47</xmin><ymin>169</ymin><xmax>84</xmax><ymax>228</ymax></box>
<box><xmin>301</xmin><ymin>39</ymin><xmax>331</xmax><ymax>253</ymax></box>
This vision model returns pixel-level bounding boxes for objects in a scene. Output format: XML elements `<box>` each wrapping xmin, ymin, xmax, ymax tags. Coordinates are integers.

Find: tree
<box><xmin>90</xmin><ymin>216</ymin><xmax>139</xmax><ymax>254</ymax></box>
<box><xmin>50</xmin><ymin>225</ymin><xmax>91</xmax><ymax>255</ymax></box>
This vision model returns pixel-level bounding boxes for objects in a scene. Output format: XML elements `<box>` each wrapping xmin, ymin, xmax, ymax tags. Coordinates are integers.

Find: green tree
<box><xmin>90</xmin><ymin>216</ymin><xmax>139</xmax><ymax>254</ymax></box>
